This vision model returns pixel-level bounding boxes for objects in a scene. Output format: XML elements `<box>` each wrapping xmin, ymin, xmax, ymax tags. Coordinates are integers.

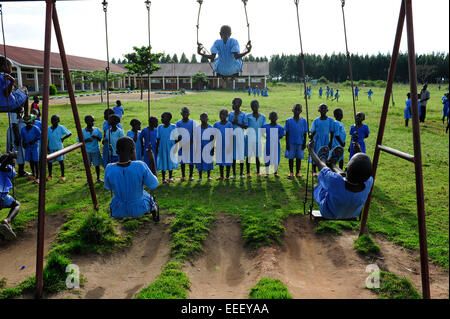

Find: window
<box><xmin>251</xmin><ymin>78</ymin><xmax>261</xmax><ymax>83</ymax></box>
<box><xmin>26</xmin><ymin>73</ymin><xmax>35</xmax><ymax>79</ymax></box>
<box><xmin>11</xmin><ymin>73</ymin><xmax>17</xmax><ymax>78</ymax></box>
<box><xmin>165</xmin><ymin>79</ymin><xmax>172</xmax><ymax>83</ymax></box>
<box><xmin>183</xmin><ymin>79</ymin><xmax>190</xmax><ymax>84</ymax></box>
<box><xmin>237</xmin><ymin>78</ymin><xmax>246</xmax><ymax>83</ymax></box>
<box><xmin>151</xmin><ymin>79</ymin><xmax>161</xmax><ymax>84</ymax></box>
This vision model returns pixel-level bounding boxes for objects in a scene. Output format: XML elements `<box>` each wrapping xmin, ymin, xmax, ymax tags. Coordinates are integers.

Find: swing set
<box><xmin>0</xmin><ymin>0</ymin><xmax>431</xmax><ymax>299</ymax></box>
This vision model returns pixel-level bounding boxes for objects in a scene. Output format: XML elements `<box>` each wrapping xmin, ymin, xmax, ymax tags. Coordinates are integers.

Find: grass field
<box><xmin>0</xmin><ymin>82</ymin><xmax>448</xmax><ymax>298</ymax></box>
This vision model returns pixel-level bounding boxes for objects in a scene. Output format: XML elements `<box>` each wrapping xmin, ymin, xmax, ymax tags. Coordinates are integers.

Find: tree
<box><xmin>180</xmin><ymin>53</ymin><xmax>189</xmax><ymax>63</ymax></box>
<box><xmin>172</xmin><ymin>54</ymin><xmax>179</xmax><ymax>63</ymax></box>
<box><xmin>124</xmin><ymin>46</ymin><xmax>163</xmax><ymax>100</ymax></box>
<box><xmin>200</xmin><ymin>56</ymin><xmax>209</xmax><ymax>63</ymax></box>
<box><xmin>191</xmin><ymin>54</ymin><xmax>198</xmax><ymax>63</ymax></box>
<box><xmin>111</xmin><ymin>57</ymin><xmax>117</xmax><ymax>64</ymax></box>
<box><xmin>164</xmin><ymin>54</ymin><xmax>172</xmax><ymax>63</ymax></box>
<box><xmin>192</xmin><ymin>72</ymin><xmax>208</xmax><ymax>90</ymax></box>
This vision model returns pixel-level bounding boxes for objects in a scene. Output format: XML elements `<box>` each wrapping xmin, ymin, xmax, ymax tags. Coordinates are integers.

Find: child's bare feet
<box><xmin>257</xmin><ymin>173</ymin><xmax>262</xmax><ymax>178</ymax></box>
<box><xmin>296</xmin><ymin>173</ymin><xmax>302</xmax><ymax>178</ymax></box>
<box><xmin>287</xmin><ymin>173</ymin><xmax>294</xmax><ymax>179</ymax></box>
<box><xmin>60</xmin><ymin>177</ymin><xmax>66</xmax><ymax>181</ymax></box>
<box><xmin>247</xmin><ymin>173</ymin><xmax>252</xmax><ymax>179</ymax></box>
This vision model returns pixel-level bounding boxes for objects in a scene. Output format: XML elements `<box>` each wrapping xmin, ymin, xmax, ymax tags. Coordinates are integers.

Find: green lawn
<box><xmin>1</xmin><ymin>82</ymin><xmax>448</xmax><ymax>276</ymax></box>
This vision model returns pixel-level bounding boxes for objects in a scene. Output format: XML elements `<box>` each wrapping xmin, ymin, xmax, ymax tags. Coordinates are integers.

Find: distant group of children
<box><xmin>246</xmin><ymin>86</ymin><xmax>269</xmax><ymax>97</ymax></box>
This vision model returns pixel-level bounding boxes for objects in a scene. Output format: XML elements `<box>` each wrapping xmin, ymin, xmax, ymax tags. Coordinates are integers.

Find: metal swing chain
<box><xmin>242</xmin><ymin>0</ymin><xmax>250</xmax><ymax>44</ymax></box>
<box><xmin>294</xmin><ymin>0</ymin><xmax>313</xmax><ymax>215</ymax></box>
<box><xmin>102</xmin><ymin>1</ymin><xmax>112</xmax><ymax>169</ymax></box>
<box><xmin>145</xmin><ymin>0</ymin><xmax>151</xmax><ymax>122</ymax></box>
<box><xmin>195</xmin><ymin>0</ymin><xmax>215</xmax><ymax>74</ymax></box>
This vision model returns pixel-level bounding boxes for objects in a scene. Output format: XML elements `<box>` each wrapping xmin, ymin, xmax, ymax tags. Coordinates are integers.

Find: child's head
<box><xmin>116</xmin><ymin>100</ymin><xmax>122</xmax><ymax>106</ymax></box>
<box><xmin>269</xmin><ymin>111</ymin><xmax>278</xmax><ymax>123</ymax></box>
<box><xmin>161</xmin><ymin>112</ymin><xmax>172</xmax><ymax>125</ymax></box>
<box><xmin>130</xmin><ymin>119</ymin><xmax>141</xmax><ymax>131</ymax></box>
<box><xmin>149</xmin><ymin>116</ymin><xmax>158</xmax><ymax>129</ymax></box>
<box><xmin>16</xmin><ymin>107</ymin><xmax>24</xmax><ymax>118</ymax></box>
<box><xmin>407</xmin><ymin>92</ymin><xmax>411</xmax><ymax>99</ymax></box>
<box><xmin>116</xmin><ymin>136</ymin><xmax>136</xmax><ymax>161</ymax></box>
<box><xmin>251</xmin><ymin>100</ymin><xmax>259</xmax><ymax>113</ymax></box>
<box><xmin>0</xmin><ymin>56</ymin><xmax>12</xmax><ymax>73</ymax></box>
<box><xmin>51</xmin><ymin>115</ymin><xmax>60</xmax><ymax>126</ymax></box>
<box><xmin>85</xmin><ymin>115</ymin><xmax>95</xmax><ymax>126</ymax></box>
<box><xmin>318</xmin><ymin>103</ymin><xmax>328</xmax><ymax>115</ymax></box>
<box><xmin>355</xmin><ymin>112</ymin><xmax>365</xmax><ymax>124</ymax></box>
<box><xmin>180</xmin><ymin>107</ymin><xmax>190</xmax><ymax>121</ymax></box>
<box><xmin>23</xmin><ymin>115</ymin><xmax>35</xmax><ymax>127</ymax></box>
<box><xmin>292</xmin><ymin>104</ymin><xmax>302</xmax><ymax>116</ymax></box>
<box><xmin>33</xmin><ymin>96</ymin><xmax>40</xmax><ymax>103</ymax></box>
<box><xmin>333</xmin><ymin>108</ymin><xmax>343</xmax><ymax>121</ymax></box>
<box><xmin>232</xmin><ymin>98</ymin><xmax>242</xmax><ymax>111</ymax></box>
<box><xmin>108</xmin><ymin>114</ymin><xmax>121</xmax><ymax>127</ymax></box>
<box><xmin>219</xmin><ymin>109</ymin><xmax>229</xmax><ymax>122</ymax></box>
<box><xmin>200</xmin><ymin>112</ymin><xmax>209</xmax><ymax>125</ymax></box>
<box><xmin>104</xmin><ymin>108</ymin><xmax>115</xmax><ymax>121</ymax></box>
<box><xmin>30</xmin><ymin>109</ymin><xmax>39</xmax><ymax>117</ymax></box>
<box><xmin>219</xmin><ymin>25</ymin><xmax>232</xmax><ymax>41</ymax></box>
<box><xmin>346</xmin><ymin>153</ymin><xmax>372</xmax><ymax>185</ymax></box>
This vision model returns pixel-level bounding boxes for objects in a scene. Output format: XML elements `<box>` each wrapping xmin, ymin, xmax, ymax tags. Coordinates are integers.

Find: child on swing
<box><xmin>104</xmin><ymin>136</ymin><xmax>159</xmax><ymax>221</ymax></box>
<box><xmin>197</xmin><ymin>25</ymin><xmax>252</xmax><ymax>79</ymax></box>
<box><xmin>310</xmin><ymin>104</ymin><xmax>335</xmax><ymax>177</ymax></box>
<box><xmin>47</xmin><ymin>115</ymin><xmax>72</xmax><ymax>181</ymax></box>
<box><xmin>0</xmin><ymin>57</ymin><xmax>28</xmax><ymax>115</ymax></box>
<box><xmin>80</xmin><ymin>115</ymin><xmax>103</xmax><ymax>182</ymax></box>
<box><xmin>0</xmin><ymin>151</ymin><xmax>20</xmax><ymax>240</ymax></box>
<box><xmin>20</xmin><ymin>115</ymin><xmax>41</xmax><ymax>184</ymax></box>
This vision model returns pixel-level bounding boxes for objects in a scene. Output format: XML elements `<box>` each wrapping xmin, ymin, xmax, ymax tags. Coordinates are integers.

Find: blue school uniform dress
<box><xmin>126</xmin><ymin>130</ymin><xmax>143</xmax><ymax>161</ymax></box>
<box><xmin>332</xmin><ymin>121</ymin><xmax>346</xmax><ymax>162</ymax></box>
<box><xmin>263</xmin><ymin>123</ymin><xmax>285</xmax><ymax>166</ymax></box>
<box><xmin>195</xmin><ymin>125</ymin><xmax>214</xmax><ymax>171</ymax></box>
<box><xmin>248</xmin><ymin>88</ymin><xmax>252</xmax><ymax>95</ymax></box>
<box><xmin>0</xmin><ymin>75</ymin><xmax>27</xmax><ymax>112</ymax></box>
<box><xmin>104</xmin><ymin>128</ymin><xmax>125</xmax><ymax>164</ymax></box>
<box><xmin>314</xmin><ymin>167</ymin><xmax>373</xmax><ymax>219</ymax></box>
<box><xmin>156</xmin><ymin>124</ymin><xmax>178</xmax><ymax>171</ymax></box>
<box><xmin>310</xmin><ymin>117</ymin><xmax>335</xmax><ymax>156</ymax></box>
<box><xmin>284</xmin><ymin>117</ymin><xmax>308</xmax><ymax>160</ymax></box>
<box><xmin>102</xmin><ymin>121</ymin><xmax>123</xmax><ymax>167</ymax></box>
<box><xmin>0</xmin><ymin>164</ymin><xmax>16</xmax><ymax>207</ymax></box>
<box><xmin>349</xmin><ymin>124</ymin><xmax>370</xmax><ymax>159</ymax></box>
<box><xmin>246</xmin><ymin>113</ymin><xmax>266</xmax><ymax>158</ymax></box>
<box><xmin>140</xmin><ymin>127</ymin><xmax>158</xmax><ymax>169</ymax></box>
<box><xmin>176</xmin><ymin>119</ymin><xmax>195</xmax><ymax>165</ymax></box>
<box><xmin>355</xmin><ymin>88</ymin><xmax>360</xmax><ymax>97</ymax></box>
<box><xmin>48</xmin><ymin>125</ymin><xmax>71</xmax><ymax>162</ymax></box>
<box><xmin>319</xmin><ymin>88</ymin><xmax>323</xmax><ymax>97</ymax></box>
<box><xmin>80</xmin><ymin>127</ymin><xmax>102</xmax><ymax>167</ymax></box>
<box><xmin>104</xmin><ymin>161</ymin><xmax>158</xmax><ymax>218</ymax></box>
<box><xmin>113</xmin><ymin>105</ymin><xmax>124</xmax><ymax>119</ymax></box>
<box><xmin>404</xmin><ymin>99</ymin><xmax>422</xmax><ymax>119</ymax></box>
<box><xmin>6</xmin><ymin>113</ymin><xmax>26</xmax><ymax>165</ymax></box>
<box><xmin>443</xmin><ymin>96</ymin><xmax>449</xmax><ymax>118</ymax></box>
<box><xmin>228</xmin><ymin>111</ymin><xmax>248</xmax><ymax>161</ymax></box>
<box><xmin>20</xmin><ymin>126</ymin><xmax>41</xmax><ymax>162</ymax></box>
<box><xmin>210</xmin><ymin>38</ymin><xmax>242</xmax><ymax>76</ymax></box>
<box><xmin>213</xmin><ymin>121</ymin><xmax>233</xmax><ymax>166</ymax></box>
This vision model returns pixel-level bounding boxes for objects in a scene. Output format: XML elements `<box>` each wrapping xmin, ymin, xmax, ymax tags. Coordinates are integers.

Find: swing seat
<box><xmin>311</xmin><ymin>210</ymin><xmax>360</xmax><ymax>222</ymax></box>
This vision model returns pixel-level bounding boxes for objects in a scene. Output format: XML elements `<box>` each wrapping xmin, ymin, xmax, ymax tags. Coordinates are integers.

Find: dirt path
<box><xmin>184</xmin><ymin>214</ymin><xmax>449</xmax><ymax>299</ymax></box>
<box><xmin>52</xmin><ymin>215</ymin><xmax>171</xmax><ymax>299</ymax></box>
<box><xmin>0</xmin><ymin>213</ymin><xmax>65</xmax><ymax>288</ymax></box>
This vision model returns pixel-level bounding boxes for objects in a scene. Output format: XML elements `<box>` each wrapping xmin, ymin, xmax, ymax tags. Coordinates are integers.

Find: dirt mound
<box><xmin>0</xmin><ymin>213</ymin><xmax>65</xmax><ymax>288</ymax></box>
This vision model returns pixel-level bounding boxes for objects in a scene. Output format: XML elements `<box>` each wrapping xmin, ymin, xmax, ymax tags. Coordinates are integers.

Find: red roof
<box><xmin>1</xmin><ymin>45</ymin><xmax>126</xmax><ymax>73</ymax></box>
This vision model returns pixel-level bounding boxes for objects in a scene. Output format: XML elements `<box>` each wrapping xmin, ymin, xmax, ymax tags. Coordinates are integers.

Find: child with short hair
<box><xmin>20</xmin><ymin>115</ymin><xmax>41</xmax><ymax>183</ymax></box>
<box><xmin>157</xmin><ymin>112</ymin><xmax>179</xmax><ymax>184</ymax></box>
<box><xmin>0</xmin><ymin>57</ymin><xmax>28</xmax><ymax>114</ymax></box>
<box><xmin>349</xmin><ymin>112</ymin><xmax>370</xmax><ymax>160</ymax></box>
<box><xmin>284</xmin><ymin>104</ymin><xmax>307</xmax><ymax>179</ymax></box>
<box><xmin>176</xmin><ymin>107</ymin><xmax>196</xmax><ymax>182</ymax></box>
<box><xmin>332</xmin><ymin>89</ymin><xmax>339</xmax><ymax>102</ymax></box>
<box><xmin>319</xmin><ymin>87</ymin><xmax>323</xmax><ymax>99</ymax></box>
<box><xmin>113</xmin><ymin>100</ymin><xmax>125</xmax><ymax>119</ymax></box>
<box><xmin>102</xmin><ymin>109</ymin><xmax>123</xmax><ymax>167</ymax></box>
<box><xmin>263</xmin><ymin>111</ymin><xmax>285</xmax><ymax>178</ymax></box>
<box><xmin>355</xmin><ymin>86</ymin><xmax>360</xmax><ymax>101</ymax></box>
<box><xmin>127</xmin><ymin>119</ymin><xmax>143</xmax><ymax>161</ymax></box>
<box><xmin>80</xmin><ymin>115</ymin><xmax>103</xmax><ymax>182</ymax></box>
<box><xmin>228</xmin><ymin>97</ymin><xmax>248</xmax><ymax>179</ymax></box>
<box><xmin>140</xmin><ymin>116</ymin><xmax>159</xmax><ymax>174</ymax></box>
<box><xmin>404</xmin><ymin>92</ymin><xmax>422</xmax><ymax>127</ymax></box>
<box><xmin>0</xmin><ymin>152</ymin><xmax>21</xmax><ymax>240</ymax></box>
<box><xmin>214</xmin><ymin>109</ymin><xmax>233</xmax><ymax>180</ymax></box>
<box><xmin>332</xmin><ymin>108</ymin><xmax>346</xmax><ymax>170</ymax></box>
<box><xmin>30</xmin><ymin>96</ymin><xmax>41</xmax><ymax>119</ymax></box>
<box><xmin>103</xmin><ymin>114</ymin><xmax>125</xmax><ymax>165</ymax></box>
<box><xmin>104</xmin><ymin>136</ymin><xmax>159</xmax><ymax>221</ymax></box>
<box><xmin>366</xmin><ymin>89</ymin><xmax>374</xmax><ymax>101</ymax></box>
<box><xmin>195</xmin><ymin>113</ymin><xmax>214</xmax><ymax>182</ymax></box>
<box><xmin>310</xmin><ymin>104</ymin><xmax>335</xmax><ymax>177</ymax></box>
<box><xmin>246</xmin><ymin>100</ymin><xmax>266</xmax><ymax>178</ymax></box>
<box><xmin>47</xmin><ymin>115</ymin><xmax>72</xmax><ymax>181</ymax></box>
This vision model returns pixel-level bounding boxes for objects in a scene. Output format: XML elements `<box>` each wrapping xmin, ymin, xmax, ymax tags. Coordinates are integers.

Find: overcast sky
<box><xmin>1</xmin><ymin>0</ymin><xmax>449</xmax><ymax>62</ymax></box>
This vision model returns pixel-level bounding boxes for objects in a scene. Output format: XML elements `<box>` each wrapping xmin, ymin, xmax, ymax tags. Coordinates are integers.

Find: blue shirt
<box><xmin>80</xmin><ymin>127</ymin><xmax>103</xmax><ymax>153</ymax></box>
<box><xmin>20</xmin><ymin>125</ymin><xmax>41</xmax><ymax>145</ymax></box>
<box><xmin>284</xmin><ymin>117</ymin><xmax>307</xmax><ymax>145</ymax></box>
<box><xmin>103</xmin><ymin>121</ymin><xmax>123</xmax><ymax>132</ymax></box>
<box><xmin>443</xmin><ymin>97</ymin><xmax>449</xmax><ymax>117</ymax></box>
<box><xmin>0</xmin><ymin>164</ymin><xmax>15</xmax><ymax>194</ymax></box>
<box><xmin>213</xmin><ymin>121</ymin><xmax>234</xmax><ymax>164</ymax></box>
<box><xmin>263</xmin><ymin>123</ymin><xmax>285</xmax><ymax>151</ymax></box>
<box><xmin>332</xmin><ymin>121</ymin><xmax>346</xmax><ymax>148</ymax></box>
<box><xmin>211</xmin><ymin>38</ymin><xmax>242</xmax><ymax>76</ymax></box>
<box><xmin>349</xmin><ymin>124</ymin><xmax>370</xmax><ymax>153</ymax></box>
<box><xmin>113</xmin><ymin>105</ymin><xmax>124</xmax><ymax>119</ymax></box>
<box><xmin>48</xmin><ymin>125</ymin><xmax>71</xmax><ymax>151</ymax></box>
<box><xmin>104</xmin><ymin>128</ymin><xmax>125</xmax><ymax>156</ymax></box>
<box><xmin>246</xmin><ymin>113</ymin><xmax>267</xmax><ymax>138</ymax></box>
<box><xmin>127</xmin><ymin>130</ymin><xmax>143</xmax><ymax>160</ymax></box>
<box><xmin>314</xmin><ymin>167</ymin><xmax>373</xmax><ymax>219</ymax></box>
<box><xmin>228</xmin><ymin>111</ymin><xmax>248</xmax><ymax>129</ymax></box>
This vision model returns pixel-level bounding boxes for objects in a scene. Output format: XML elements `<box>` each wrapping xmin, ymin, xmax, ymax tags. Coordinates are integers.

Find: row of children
<box><xmin>246</xmin><ymin>87</ymin><xmax>269</xmax><ymax>97</ymax></box>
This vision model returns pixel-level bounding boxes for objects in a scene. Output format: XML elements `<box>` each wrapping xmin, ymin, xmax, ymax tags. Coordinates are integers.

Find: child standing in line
<box><xmin>195</xmin><ymin>113</ymin><xmax>214</xmax><ymax>182</ymax></box>
<box><xmin>214</xmin><ymin>109</ymin><xmax>233</xmax><ymax>180</ymax></box>
<box><xmin>332</xmin><ymin>108</ymin><xmax>346</xmax><ymax>170</ymax></box>
<box><xmin>263</xmin><ymin>111</ymin><xmax>285</xmax><ymax>178</ymax></box>
<box><xmin>0</xmin><ymin>152</ymin><xmax>21</xmax><ymax>240</ymax></box>
<box><xmin>30</xmin><ymin>96</ymin><xmax>41</xmax><ymax>119</ymax></box>
<box><xmin>113</xmin><ymin>100</ymin><xmax>125</xmax><ymax>119</ymax></box>
<box><xmin>20</xmin><ymin>115</ymin><xmax>41</xmax><ymax>183</ymax></box>
<box><xmin>228</xmin><ymin>97</ymin><xmax>248</xmax><ymax>179</ymax></box>
<box><xmin>349</xmin><ymin>112</ymin><xmax>370</xmax><ymax>160</ymax></box>
<box><xmin>103</xmin><ymin>114</ymin><xmax>125</xmax><ymax>165</ymax></box>
<box><xmin>284</xmin><ymin>104</ymin><xmax>307</xmax><ymax>179</ymax></box>
<box><xmin>80</xmin><ymin>115</ymin><xmax>103</xmax><ymax>182</ymax></box>
<box><xmin>47</xmin><ymin>115</ymin><xmax>72</xmax><ymax>181</ymax></box>
<box><xmin>176</xmin><ymin>107</ymin><xmax>196</xmax><ymax>182</ymax></box>
<box><xmin>310</xmin><ymin>104</ymin><xmax>335</xmax><ymax>177</ymax></box>
<box><xmin>127</xmin><ymin>119</ymin><xmax>143</xmax><ymax>161</ymax></box>
<box><xmin>157</xmin><ymin>112</ymin><xmax>179</xmax><ymax>184</ymax></box>
<box><xmin>102</xmin><ymin>109</ymin><xmax>123</xmax><ymax>167</ymax></box>
<box><xmin>246</xmin><ymin>100</ymin><xmax>266</xmax><ymax>178</ymax></box>
<box><xmin>140</xmin><ymin>116</ymin><xmax>159</xmax><ymax>174</ymax></box>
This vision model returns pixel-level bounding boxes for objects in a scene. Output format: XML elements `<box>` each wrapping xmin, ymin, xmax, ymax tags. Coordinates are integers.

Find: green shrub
<box><xmin>249</xmin><ymin>278</ymin><xmax>293</xmax><ymax>299</ymax></box>
<box><xmin>318</xmin><ymin>76</ymin><xmax>329</xmax><ymax>84</ymax></box>
<box><xmin>369</xmin><ymin>271</ymin><xmax>421</xmax><ymax>299</ymax></box>
<box><xmin>354</xmin><ymin>234</ymin><xmax>381</xmax><ymax>256</ymax></box>
<box><xmin>49</xmin><ymin>84</ymin><xmax>58</xmax><ymax>95</ymax></box>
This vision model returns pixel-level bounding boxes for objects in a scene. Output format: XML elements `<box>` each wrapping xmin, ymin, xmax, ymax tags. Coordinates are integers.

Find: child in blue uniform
<box><xmin>0</xmin><ymin>57</ymin><xmax>28</xmax><ymax>114</ymax></box>
<box><xmin>310</xmin><ymin>104</ymin><xmax>335</xmax><ymax>177</ymax></box>
<box><xmin>284</xmin><ymin>104</ymin><xmax>308</xmax><ymax>179</ymax></box>
<box><xmin>248</xmin><ymin>87</ymin><xmax>252</xmax><ymax>96</ymax></box>
<box><xmin>113</xmin><ymin>100</ymin><xmax>125</xmax><ymax>119</ymax></box>
<box><xmin>326</xmin><ymin>86</ymin><xmax>330</xmax><ymax>100</ymax></box>
<box><xmin>157</xmin><ymin>112</ymin><xmax>179</xmax><ymax>184</ymax></box>
<box><xmin>104</xmin><ymin>136</ymin><xmax>159</xmax><ymax>221</ymax></box>
<box><xmin>176</xmin><ymin>107</ymin><xmax>196</xmax><ymax>182</ymax></box>
<box><xmin>0</xmin><ymin>152</ymin><xmax>21</xmax><ymax>240</ymax></box>
<box><xmin>103</xmin><ymin>114</ymin><xmax>125</xmax><ymax>165</ymax></box>
<box><xmin>197</xmin><ymin>25</ymin><xmax>252</xmax><ymax>78</ymax></box>
<box><xmin>333</xmin><ymin>89</ymin><xmax>339</xmax><ymax>102</ymax></box>
<box><xmin>47</xmin><ymin>115</ymin><xmax>72</xmax><ymax>181</ymax></box>
<box><xmin>366</xmin><ymin>89</ymin><xmax>373</xmax><ymax>101</ymax></box>
<box><xmin>140</xmin><ymin>116</ymin><xmax>158</xmax><ymax>174</ymax></box>
<box><xmin>308</xmin><ymin>139</ymin><xmax>373</xmax><ymax>220</ymax></box>
<box><xmin>20</xmin><ymin>115</ymin><xmax>41</xmax><ymax>184</ymax></box>
<box><xmin>332</xmin><ymin>108</ymin><xmax>346</xmax><ymax>170</ymax></box>
<box><xmin>263</xmin><ymin>111</ymin><xmax>285</xmax><ymax>178</ymax></box>
<box><xmin>214</xmin><ymin>109</ymin><xmax>233</xmax><ymax>180</ymax></box>
<box><xmin>404</xmin><ymin>92</ymin><xmax>422</xmax><ymax>127</ymax></box>
<box><xmin>195</xmin><ymin>113</ymin><xmax>215</xmax><ymax>182</ymax></box>
<box><xmin>319</xmin><ymin>87</ymin><xmax>323</xmax><ymax>98</ymax></box>
<box><xmin>246</xmin><ymin>100</ymin><xmax>266</xmax><ymax>178</ymax></box>
<box><xmin>80</xmin><ymin>115</ymin><xmax>103</xmax><ymax>182</ymax></box>
<box><xmin>330</xmin><ymin>88</ymin><xmax>334</xmax><ymax>100</ymax></box>
<box><xmin>6</xmin><ymin>107</ymin><xmax>29</xmax><ymax>177</ymax></box>
<box><xmin>127</xmin><ymin>119</ymin><xmax>143</xmax><ymax>161</ymax></box>
<box><xmin>228</xmin><ymin>98</ymin><xmax>248</xmax><ymax>179</ymax></box>
<box><xmin>102</xmin><ymin>109</ymin><xmax>123</xmax><ymax>167</ymax></box>
<box><xmin>442</xmin><ymin>93</ymin><xmax>449</xmax><ymax>133</ymax></box>
<box><xmin>349</xmin><ymin>112</ymin><xmax>370</xmax><ymax>160</ymax></box>
<box><xmin>355</xmin><ymin>86</ymin><xmax>360</xmax><ymax>101</ymax></box>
